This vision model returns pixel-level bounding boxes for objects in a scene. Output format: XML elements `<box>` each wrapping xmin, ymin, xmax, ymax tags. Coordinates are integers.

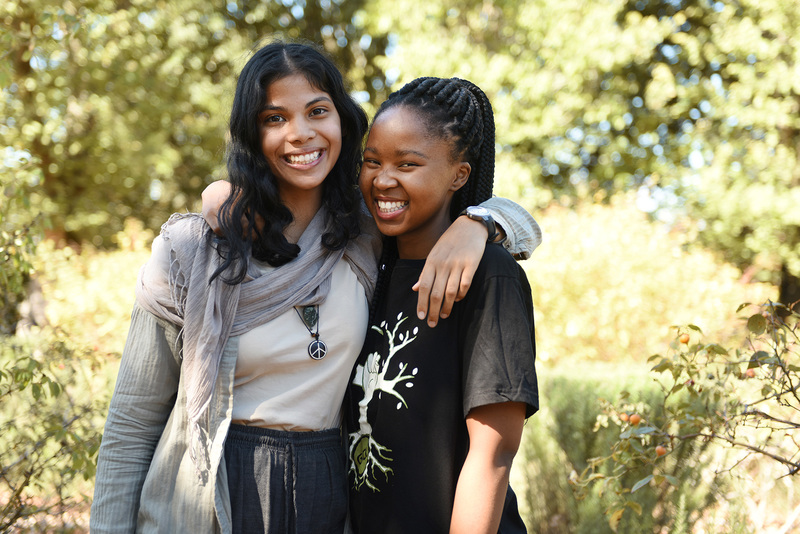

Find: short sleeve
<box><xmin>460</xmin><ymin>247</ymin><xmax>538</xmax><ymax>419</ymax></box>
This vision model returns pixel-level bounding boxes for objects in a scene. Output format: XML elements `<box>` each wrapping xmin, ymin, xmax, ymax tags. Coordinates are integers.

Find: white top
<box><xmin>232</xmin><ymin>258</ymin><xmax>369</xmax><ymax>431</ymax></box>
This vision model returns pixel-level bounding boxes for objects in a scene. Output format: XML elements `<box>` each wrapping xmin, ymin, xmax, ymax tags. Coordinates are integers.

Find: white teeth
<box><xmin>376</xmin><ymin>200</ymin><xmax>407</xmax><ymax>213</ymax></box>
<box><xmin>286</xmin><ymin>150</ymin><xmax>321</xmax><ymax>165</ymax></box>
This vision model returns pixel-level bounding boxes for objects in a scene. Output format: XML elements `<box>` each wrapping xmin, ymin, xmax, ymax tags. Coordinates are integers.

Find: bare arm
<box><xmin>450</xmin><ymin>402</ymin><xmax>526</xmax><ymax>534</ymax></box>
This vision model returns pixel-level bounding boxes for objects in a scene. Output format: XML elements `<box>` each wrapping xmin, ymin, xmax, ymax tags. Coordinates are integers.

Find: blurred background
<box><xmin>2</xmin><ymin>0</ymin><xmax>798</xmax><ymax>532</ymax></box>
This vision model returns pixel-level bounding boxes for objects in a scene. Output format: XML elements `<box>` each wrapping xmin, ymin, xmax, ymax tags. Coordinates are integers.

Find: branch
<box><xmin>676</xmin><ymin>432</ymin><xmax>800</xmax><ymax>473</ymax></box>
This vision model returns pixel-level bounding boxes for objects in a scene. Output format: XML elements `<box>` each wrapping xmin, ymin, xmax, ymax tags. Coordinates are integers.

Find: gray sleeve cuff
<box><xmin>478</xmin><ymin>197</ymin><xmax>542</xmax><ymax>259</ymax></box>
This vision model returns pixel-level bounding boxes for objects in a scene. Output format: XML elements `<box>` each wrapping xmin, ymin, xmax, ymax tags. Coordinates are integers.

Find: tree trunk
<box><xmin>779</xmin><ymin>264</ymin><xmax>800</xmax><ymax>313</ymax></box>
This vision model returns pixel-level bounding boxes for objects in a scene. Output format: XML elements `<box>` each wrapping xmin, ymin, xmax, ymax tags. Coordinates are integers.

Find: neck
<box><xmin>282</xmin><ymin>191</ymin><xmax>323</xmax><ymax>244</ymax></box>
<box><xmin>395</xmin><ymin>215</ymin><xmax>452</xmax><ymax>260</ymax></box>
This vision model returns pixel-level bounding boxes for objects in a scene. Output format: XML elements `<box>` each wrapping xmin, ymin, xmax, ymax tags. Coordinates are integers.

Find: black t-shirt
<box><xmin>345</xmin><ymin>244</ymin><xmax>538</xmax><ymax>533</ymax></box>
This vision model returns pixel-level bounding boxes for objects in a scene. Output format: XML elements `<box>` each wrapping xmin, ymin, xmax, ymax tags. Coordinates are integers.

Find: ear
<box><xmin>450</xmin><ymin>162</ymin><xmax>471</xmax><ymax>192</ymax></box>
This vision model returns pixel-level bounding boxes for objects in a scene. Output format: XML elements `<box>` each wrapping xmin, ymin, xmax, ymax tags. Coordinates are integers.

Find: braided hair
<box><xmin>368</xmin><ymin>77</ymin><xmax>496</xmax><ymax>323</ymax></box>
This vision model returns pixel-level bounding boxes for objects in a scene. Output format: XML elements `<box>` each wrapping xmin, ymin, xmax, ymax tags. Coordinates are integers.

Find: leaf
<box><xmin>634</xmin><ymin>426</ymin><xmax>658</xmax><ymax>436</ymax></box>
<box><xmin>749</xmin><ymin>351</ymin><xmax>769</xmax><ymax>368</ymax></box>
<box><xmin>706</xmin><ymin>343</ymin><xmax>728</xmax><ymax>355</ymax></box>
<box><xmin>747</xmin><ymin>314</ymin><xmax>766</xmax><ymax>335</ymax></box>
<box><xmin>626</xmin><ymin>501</ymin><xmax>643</xmax><ymax>515</ymax></box>
<box><xmin>736</xmin><ymin>302</ymin><xmax>751</xmax><ymax>312</ymax></box>
<box><xmin>631</xmin><ymin>475</ymin><xmax>653</xmax><ymax>493</ymax></box>
<box><xmin>609</xmin><ymin>508</ymin><xmax>625</xmax><ymax>532</ymax></box>
<box><xmin>651</xmin><ymin>359</ymin><xmax>672</xmax><ymax>373</ymax></box>
<box><xmin>664</xmin><ymin>475</ymin><xmax>679</xmax><ymax>486</ymax></box>
<box><xmin>687</xmin><ymin>324</ymin><xmax>703</xmax><ymax>333</ymax></box>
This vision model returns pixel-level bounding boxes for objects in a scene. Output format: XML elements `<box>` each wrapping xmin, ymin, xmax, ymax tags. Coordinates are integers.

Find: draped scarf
<box><xmin>135</xmin><ymin>208</ymin><xmax>379</xmax><ymax>473</ymax></box>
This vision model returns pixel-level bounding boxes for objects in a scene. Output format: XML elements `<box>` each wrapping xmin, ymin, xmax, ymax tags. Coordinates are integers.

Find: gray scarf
<box><xmin>135</xmin><ymin>207</ymin><xmax>379</xmax><ymax>471</ymax></box>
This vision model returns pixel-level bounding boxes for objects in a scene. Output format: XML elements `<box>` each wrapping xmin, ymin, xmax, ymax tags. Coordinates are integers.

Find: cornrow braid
<box><xmin>367</xmin><ymin>77</ymin><xmax>497</xmax><ymax>325</ymax></box>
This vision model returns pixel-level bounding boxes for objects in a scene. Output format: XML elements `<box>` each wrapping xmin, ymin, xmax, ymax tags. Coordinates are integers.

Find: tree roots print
<box><xmin>349</xmin><ymin>313</ymin><xmax>419</xmax><ymax>491</ymax></box>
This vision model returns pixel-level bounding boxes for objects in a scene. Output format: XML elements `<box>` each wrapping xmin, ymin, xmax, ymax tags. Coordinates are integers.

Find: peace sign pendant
<box><xmin>308</xmin><ymin>338</ymin><xmax>328</xmax><ymax>360</ymax></box>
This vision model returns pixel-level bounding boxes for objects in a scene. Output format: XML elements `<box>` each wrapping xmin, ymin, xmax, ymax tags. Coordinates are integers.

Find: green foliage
<box><xmin>0</xmin><ymin>0</ymin><xmax>388</xmax><ymax>246</ymax></box>
<box><xmin>367</xmin><ymin>0</ymin><xmax>800</xmax><ymax>304</ymax></box>
<box><xmin>0</xmin><ymin>152</ymin><xmax>41</xmax><ymax>334</ymax></box>
<box><xmin>514</xmin><ymin>366</ymin><xmax>724</xmax><ymax>534</ymax></box>
<box><xmin>523</xmin><ymin>199</ymin><xmax>774</xmax><ymax>362</ymax></box>
<box><xmin>0</xmin><ymin>223</ymin><xmax>145</xmax><ymax>530</ymax></box>
<box><xmin>573</xmin><ymin>301</ymin><xmax>800</xmax><ymax>529</ymax></box>
<box><xmin>32</xmin><ymin>219</ymin><xmax>153</xmax><ymax>354</ymax></box>
<box><xmin>0</xmin><ymin>330</ymin><xmax>113</xmax><ymax>531</ymax></box>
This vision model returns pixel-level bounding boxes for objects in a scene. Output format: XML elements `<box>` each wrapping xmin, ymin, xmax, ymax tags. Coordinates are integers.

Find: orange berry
<box><xmin>745</xmin><ymin>368</ymin><xmax>756</xmax><ymax>378</ymax></box>
<box><xmin>656</xmin><ymin>445</ymin><xmax>667</xmax><ymax>457</ymax></box>
<box><xmin>629</xmin><ymin>413</ymin><xmax>641</xmax><ymax>426</ymax></box>
<box><xmin>679</xmin><ymin>333</ymin><xmax>690</xmax><ymax>344</ymax></box>
<box><xmin>619</xmin><ymin>413</ymin><xmax>629</xmax><ymax>422</ymax></box>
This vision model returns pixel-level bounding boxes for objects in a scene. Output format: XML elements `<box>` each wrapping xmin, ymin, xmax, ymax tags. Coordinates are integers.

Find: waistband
<box><xmin>226</xmin><ymin>423</ymin><xmax>342</xmax><ymax>449</ymax></box>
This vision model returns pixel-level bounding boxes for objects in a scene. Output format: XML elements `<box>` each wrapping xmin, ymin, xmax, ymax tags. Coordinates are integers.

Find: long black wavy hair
<box><xmin>213</xmin><ymin>41</ymin><xmax>368</xmax><ymax>284</ymax></box>
<box><xmin>368</xmin><ymin>77</ymin><xmax>496</xmax><ymax>322</ymax></box>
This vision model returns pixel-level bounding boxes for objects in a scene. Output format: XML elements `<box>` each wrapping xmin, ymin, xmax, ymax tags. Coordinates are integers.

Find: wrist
<box><xmin>459</xmin><ymin>206</ymin><xmax>499</xmax><ymax>243</ymax></box>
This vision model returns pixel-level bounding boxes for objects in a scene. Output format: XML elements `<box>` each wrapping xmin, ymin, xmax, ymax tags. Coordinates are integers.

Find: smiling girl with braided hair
<box><xmin>345</xmin><ymin>77</ymin><xmax>539</xmax><ymax>533</ymax></box>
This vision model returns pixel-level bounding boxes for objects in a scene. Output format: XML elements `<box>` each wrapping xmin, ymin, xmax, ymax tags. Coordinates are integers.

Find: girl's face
<box><xmin>259</xmin><ymin>74</ymin><xmax>342</xmax><ymax>208</ymax></box>
<box><xmin>360</xmin><ymin>106</ymin><xmax>470</xmax><ymax>259</ymax></box>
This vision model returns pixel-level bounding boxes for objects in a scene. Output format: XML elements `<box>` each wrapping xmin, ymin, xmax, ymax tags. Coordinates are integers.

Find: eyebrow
<box><xmin>261</xmin><ymin>96</ymin><xmax>333</xmax><ymax>113</ymax></box>
<box><xmin>364</xmin><ymin>147</ymin><xmax>429</xmax><ymax>159</ymax></box>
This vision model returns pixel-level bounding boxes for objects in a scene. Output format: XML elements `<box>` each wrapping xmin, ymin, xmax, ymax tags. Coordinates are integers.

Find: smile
<box><xmin>376</xmin><ymin>200</ymin><xmax>408</xmax><ymax>213</ymax></box>
<box><xmin>285</xmin><ymin>150</ymin><xmax>323</xmax><ymax>165</ymax></box>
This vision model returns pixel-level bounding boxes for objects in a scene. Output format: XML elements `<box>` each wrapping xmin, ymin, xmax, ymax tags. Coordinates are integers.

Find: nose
<box><xmin>287</xmin><ymin>118</ymin><xmax>315</xmax><ymax>143</ymax></box>
<box><xmin>372</xmin><ymin>168</ymin><xmax>397</xmax><ymax>190</ymax></box>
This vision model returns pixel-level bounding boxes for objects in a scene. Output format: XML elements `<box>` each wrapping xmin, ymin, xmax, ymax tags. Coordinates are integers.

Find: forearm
<box><xmin>450</xmin><ymin>450</ymin><xmax>514</xmax><ymax>534</ymax></box>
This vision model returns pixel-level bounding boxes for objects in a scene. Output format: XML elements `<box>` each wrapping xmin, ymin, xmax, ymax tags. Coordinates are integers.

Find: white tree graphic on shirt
<box><xmin>349</xmin><ymin>312</ymin><xmax>419</xmax><ymax>491</ymax></box>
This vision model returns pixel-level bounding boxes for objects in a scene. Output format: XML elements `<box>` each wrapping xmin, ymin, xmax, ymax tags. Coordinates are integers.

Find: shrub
<box><xmin>572</xmin><ymin>302</ymin><xmax>800</xmax><ymax>531</ymax></box>
<box><xmin>32</xmin><ymin>219</ymin><xmax>153</xmax><ymax>355</ymax></box>
<box><xmin>514</xmin><ymin>364</ymin><xmax>725</xmax><ymax>534</ymax></box>
<box><xmin>524</xmin><ymin>200</ymin><xmax>775</xmax><ymax>363</ymax></box>
<box><xmin>1</xmin><ymin>154</ymin><xmax>41</xmax><ymax>335</ymax></box>
<box><xmin>0</xmin><ymin>329</ymin><xmax>114</xmax><ymax>531</ymax></box>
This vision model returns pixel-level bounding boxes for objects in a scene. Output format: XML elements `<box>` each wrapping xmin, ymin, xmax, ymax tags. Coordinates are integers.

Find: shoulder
<box><xmin>475</xmin><ymin>243</ymin><xmax>528</xmax><ymax>283</ymax></box>
<box><xmin>160</xmin><ymin>213</ymin><xmax>211</xmax><ymax>247</ymax></box>
<box><xmin>464</xmin><ymin>244</ymin><xmax>533</xmax><ymax>309</ymax></box>
<box><xmin>140</xmin><ymin>213</ymin><xmax>212</xmax><ymax>289</ymax></box>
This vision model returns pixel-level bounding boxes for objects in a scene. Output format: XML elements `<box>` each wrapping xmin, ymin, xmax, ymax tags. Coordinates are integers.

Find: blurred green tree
<box><xmin>365</xmin><ymin>0</ymin><xmax>800</xmax><ymax>306</ymax></box>
<box><xmin>0</xmin><ymin>0</ymin><xmax>388</xmax><ymax>247</ymax></box>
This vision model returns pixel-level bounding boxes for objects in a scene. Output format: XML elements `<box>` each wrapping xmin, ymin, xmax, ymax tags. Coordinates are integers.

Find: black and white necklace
<box><xmin>294</xmin><ymin>305</ymin><xmax>328</xmax><ymax>360</ymax></box>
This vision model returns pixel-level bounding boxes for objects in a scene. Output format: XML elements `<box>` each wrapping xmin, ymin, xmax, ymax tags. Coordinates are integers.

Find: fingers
<box><xmin>414</xmin><ymin>269</ymin><xmax>433</xmax><ymax>324</ymax></box>
<box><xmin>415</xmin><ymin>265</ymin><xmax>467</xmax><ymax>328</ymax></box>
<box><xmin>437</xmin><ymin>271</ymin><xmax>463</xmax><ymax>321</ymax></box>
